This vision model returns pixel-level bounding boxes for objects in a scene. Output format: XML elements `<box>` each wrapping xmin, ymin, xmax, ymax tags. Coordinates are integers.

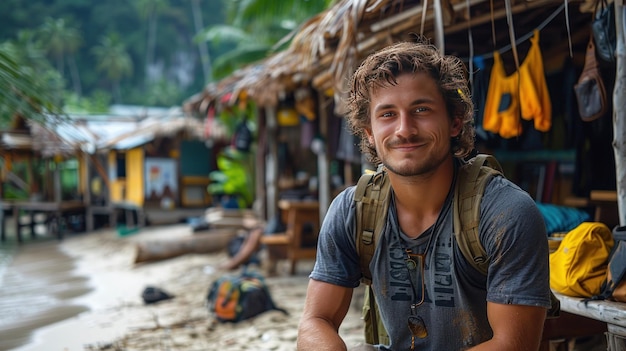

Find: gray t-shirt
<box><xmin>310</xmin><ymin>175</ymin><xmax>552</xmax><ymax>350</ymax></box>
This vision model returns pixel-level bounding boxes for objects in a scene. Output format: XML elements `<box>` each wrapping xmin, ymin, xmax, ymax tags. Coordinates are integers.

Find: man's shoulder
<box><xmin>336</xmin><ymin>184</ymin><xmax>358</xmax><ymax>201</ymax></box>
<box><xmin>327</xmin><ymin>185</ymin><xmax>358</xmax><ymax>217</ymax></box>
<box><xmin>483</xmin><ymin>174</ymin><xmax>528</xmax><ymax>198</ymax></box>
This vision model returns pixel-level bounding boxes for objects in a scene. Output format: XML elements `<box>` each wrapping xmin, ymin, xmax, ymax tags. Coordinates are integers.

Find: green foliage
<box><xmin>63</xmin><ymin>91</ymin><xmax>111</xmax><ymax>114</ymax></box>
<box><xmin>202</xmin><ymin>0</ymin><xmax>334</xmax><ymax>80</ymax></box>
<box><xmin>92</xmin><ymin>33</ymin><xmax>133</xmax><ymax>83</ymax></box>
<box><xmin>216</xmin><ymin>100</ymin><xmax>258</xmax><ymax>137</ymax></box>
<box><xmin>38</xmin><ymin>17</ymin><xmax>82</xmax><ymax>68</ymax></box>
<box><xmin>0</xmin><ymin>0</ymin><xmax>334</xmax><ymax>110</ymax></box>
<box><xmin>211</xmin><ymin>43</ymin><xmax>272</xmax><ymax>80</ymax></box>
<box><xmin>0</xmin><ymin>0</ymin><xmax>227</xmax><ymax>107</ymax></box>
<box><xmin>0</xmin><ymin>43</ymin><xmax>65</xmax><ymax>127</ymax></box>
<box><xmin>3</xmin><ymin>184</ymin><xmax>28</xmax><ymax>200</ymax></box>
<box><xmin>142</xmin><ymin>78</ymin><xmax>185</xmax><ymax>107</ymax></box>
<box><xmin>208</xmin><ymin>148</ymin><xmax>255</xmax><ymax>208</ymax></box>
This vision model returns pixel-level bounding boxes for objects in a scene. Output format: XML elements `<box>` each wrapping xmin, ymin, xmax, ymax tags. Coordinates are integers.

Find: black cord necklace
<box><xmin>395</xmin><ymin>187</ymin><xmax>453</xmax><ymax>350</ymax></box>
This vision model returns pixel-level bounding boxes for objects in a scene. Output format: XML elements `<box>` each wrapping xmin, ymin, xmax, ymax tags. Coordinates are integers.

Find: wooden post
<box><xmin>317</xmin><ymin>95</ymin><xmax>331</xmax><ymax>221</ymax></box>
<box><xmin>53</xmin><ymin>159</ymin><xmax>61</xmax><ymax>204</ymax></box>
<box><xmin>433</xmin><ymin>0</ymin><xmax>445</xmax><ymax>53</ymax></box>
<box><xmin>613</xmin><ymin>0</ymin><xmax>625</xmax><ymax>225</ymax></box>
<box><xmin>265</xmin><ymin>105</ymin><xmax>279</xmax><ymax>221</ymax></box>
<box><xmin>255</xmin><ymin>106</ymin><xmax>267</xmax><ymax>219</ymax></box>
<box><xmin>84</xmin><ymin>152</ymin><xmax>94</xmax><ymax>232</ymax></box>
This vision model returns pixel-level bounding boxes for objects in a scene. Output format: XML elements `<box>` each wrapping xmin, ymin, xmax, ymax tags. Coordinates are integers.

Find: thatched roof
<box><xmin>184</xmin><ymin>0</ymin><xmax>594</xmax><ymax>115</ymax></box>
<box><xmin>1</xmin><ymin>107</ymin><xmax>205</xmax><ymax>159</ymax></box>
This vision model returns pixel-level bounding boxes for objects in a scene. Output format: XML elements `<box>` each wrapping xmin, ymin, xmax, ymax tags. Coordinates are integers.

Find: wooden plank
<box><xmin>591</xmin><ymin>190</ymin><xmax>618</xmax><ymax>202</ymax></box>
<box><xmin>260</xmin><ymin>234</ymin><xmax>289</xmax><ymax>245</ymax></box>
<box><xmin>554</xmin><ymin>292</ymin><xmax>626</xmax><ymax>328</ymax></box>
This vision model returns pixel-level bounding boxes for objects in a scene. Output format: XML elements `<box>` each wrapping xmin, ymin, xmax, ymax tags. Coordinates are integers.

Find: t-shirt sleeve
<box><xmin>309</xmin><ymin>187</ymin><xmax>363</xmax><ymax>288</ymax></box>
<box><xmin>479</xmin><ymin>176</ymin><xmax>552</xmax><ymax>309</ymax></box>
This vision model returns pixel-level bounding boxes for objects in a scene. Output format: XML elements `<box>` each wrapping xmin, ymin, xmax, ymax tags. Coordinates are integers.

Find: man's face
<box><xmin>365</xmin><ymin>72</ymin><xmax>461</xmax><ymax>177</ymax></box>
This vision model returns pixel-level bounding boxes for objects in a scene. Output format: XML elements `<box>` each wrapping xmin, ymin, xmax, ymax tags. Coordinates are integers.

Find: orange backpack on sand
<box><xmin>206</xmin><ymin>270</ymin><xmax>287</xmax><ymax>323</ymax></box>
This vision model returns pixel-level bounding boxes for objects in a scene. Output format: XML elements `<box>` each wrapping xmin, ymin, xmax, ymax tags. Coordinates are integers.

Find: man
<box><xmin>297</xmin><ymin>40</ymin><xmax>551</xmax><ymax>350</ymax></box>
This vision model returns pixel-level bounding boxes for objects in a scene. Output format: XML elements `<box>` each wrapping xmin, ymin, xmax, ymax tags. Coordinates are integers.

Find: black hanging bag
<box><xmin>592</xmin><ymin>0</ymin><xmax>617</xmax><ymax>63</ymax></box>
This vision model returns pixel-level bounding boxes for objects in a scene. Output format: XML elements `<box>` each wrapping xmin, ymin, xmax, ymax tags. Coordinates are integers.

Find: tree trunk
<box><xmin>68</xmin><ymin>55</ymin><xmax>82</xmax><ymax>97</ymax></box>
<box><xmin>145</xmin><ymin>10</ymin><xmax>158</xmax><ymax>88</ymax></box>
<box><xmin>191</xmin><ymin>0</ymin><xmax>212</xmax><ymax>83</ymax></box>
<box><xmin>612</xmin><ymin>1</ymin><xmax>625</xmax><ymax>225</ymax></box>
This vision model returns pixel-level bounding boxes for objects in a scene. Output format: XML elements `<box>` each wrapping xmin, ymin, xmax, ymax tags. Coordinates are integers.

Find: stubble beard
<box><xmin>380</xmin><ymin>142</ymin><xmax>449</xmax><ymax>178</ymax></box>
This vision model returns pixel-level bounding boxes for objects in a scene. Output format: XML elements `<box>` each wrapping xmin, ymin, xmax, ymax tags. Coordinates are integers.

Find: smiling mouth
<box><xmin>391</xmin><ymin>143</ymin><xmax>425</xmax><ymax>151</ymax></box>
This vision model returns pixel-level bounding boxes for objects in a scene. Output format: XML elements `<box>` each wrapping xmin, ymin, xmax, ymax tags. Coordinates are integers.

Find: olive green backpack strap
<box><xmin>354</xmin><ymin>165</ymin><xmax>392</xmax><ymax>285</ymax></box>
<box><xmin>453</xmin><ymin>154</ymin><xmax>560</xmax><ymax>318</ymax></box>
<box><xmin>354</xmin><ymin>164</ymin><xmax>392</xmax><ymax>345</ymax></box>
<box><xmin>453</xmin><ymin>154</ymin><xmax>503</xmax><ymax>275</ymax></box>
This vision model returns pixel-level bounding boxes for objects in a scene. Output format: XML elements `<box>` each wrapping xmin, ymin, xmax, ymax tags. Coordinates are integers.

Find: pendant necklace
<box><xmin>399</xmin><ymin>190</ymin><xmax>452</xmax><ymax>351</ymax></box>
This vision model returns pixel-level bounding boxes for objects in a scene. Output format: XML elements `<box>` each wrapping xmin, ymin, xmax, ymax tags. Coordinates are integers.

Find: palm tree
<box><xmin>0</xmin><ymin>43</ymin><xmax>64</xmax><ymax>127</ymax></box>
<box><xmin>37</xmin><ymin>18</ymin><xmax>82</xmax><ymax>96</ymax></box>
<box><xmin>91</xmin><ymin>34</ymin><xmax>133</xmax><ymax>103</ymax></box>
<box><xmin>198</xmin><ymin>0</ymin><xmax>333</xmax><ymax>80</ymax></box>
<box><xmin>134</xmin><ymin>0</ymin><xmax>169</xmax><ymax>88</ymax></box>
<box><xmin>190</xmin><ymin>0</ymin><xmax>212</xmax><ymax>83</ymax></box>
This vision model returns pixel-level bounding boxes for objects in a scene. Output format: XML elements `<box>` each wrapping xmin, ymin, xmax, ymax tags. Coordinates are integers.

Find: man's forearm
<box><xmin>297</xmin><ymin>318</ymin><xmax>348</xmax><ymax>351</ymax></box>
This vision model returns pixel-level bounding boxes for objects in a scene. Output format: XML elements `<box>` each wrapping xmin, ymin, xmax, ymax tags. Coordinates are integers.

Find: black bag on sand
<box><xmin>142</xmin><ymin>286</ymin><xmax>174</xmax><ymax>304</ymax></box>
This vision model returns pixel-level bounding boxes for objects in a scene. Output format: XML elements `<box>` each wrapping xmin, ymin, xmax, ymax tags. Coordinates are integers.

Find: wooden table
<box><xmin>541</xmin><ymin>292</ymin><xmax>626</xmax><ymax>351</ymax></box>
<box><xmin>261</xmin><ymin>199</ymin><xmax>320</xmax><ymax>275</ymax></box>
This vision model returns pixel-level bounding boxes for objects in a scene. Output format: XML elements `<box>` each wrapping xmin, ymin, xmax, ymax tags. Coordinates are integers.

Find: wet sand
<box><xmin>0</xmin><ymin>240</ymin><xmax>91</xmax><ymax>351</ymax></box>
<box><xmin>0</xmin><ymin>224</ymin><xmax>366</xmax><ymax>351</ymax></box>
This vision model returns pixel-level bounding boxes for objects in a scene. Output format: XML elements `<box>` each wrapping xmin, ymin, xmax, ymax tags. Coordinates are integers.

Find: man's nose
<box><xmin>395</xmin><ymin>111</ymin><xmax>417</xmax><ymax>137</ymax></box>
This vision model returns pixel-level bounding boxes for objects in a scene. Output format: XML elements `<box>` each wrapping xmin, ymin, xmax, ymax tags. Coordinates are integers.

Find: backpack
<box><xmin>206</xmin><ymin>269</ymin><xmax>287</xmax><ymax>323</ymax></box>
<box><xmin>354</xmin><ymin>154</ymin><xmax>559</xmax><ymax>345</ymax></box>
<box><xmin>590</xmin><ymin>225</ymin><xmax>626</xmax><ymax>302</ymax></box>
<box><xmin>550</xmin><ymin>222</ymin><xmax>614</xmax><ymax>297</ymax></box>
<box><xmin>232</xmin><ymin>119</ymin><xmax>253</xmax><ymax>152</ymax></box>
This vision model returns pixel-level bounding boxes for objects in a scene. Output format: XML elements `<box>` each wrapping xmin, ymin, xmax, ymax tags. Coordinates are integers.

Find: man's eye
<box><xmin>381</xmin><ymin>112</ymin><xmax>394</xmax><ymax>118</ymax></box>
<box><xmin>414</xmin><ymin>107</ymin><xmax>428</xmax><ymax>113</ymax></box>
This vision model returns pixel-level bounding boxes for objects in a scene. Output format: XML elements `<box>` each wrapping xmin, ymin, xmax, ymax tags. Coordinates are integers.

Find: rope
<box><xmin>461</xmin><ymin>2</ymin><xmax>567</xmax><ymax>62</ymax></box>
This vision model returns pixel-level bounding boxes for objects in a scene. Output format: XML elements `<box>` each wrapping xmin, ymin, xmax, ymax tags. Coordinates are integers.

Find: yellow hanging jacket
<box><xmin>483</xmin><ymin>30</ymin><xmax>552</xmax><ymax>138</ymax></box>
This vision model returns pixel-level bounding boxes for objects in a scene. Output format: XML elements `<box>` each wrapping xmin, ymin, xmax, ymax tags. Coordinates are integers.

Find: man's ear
<box><xmin>364</xmin><ymin>128</ymin><xmax>374</xmax><ymax>144</ymax></box>
<box><xmin>450</xmin><ymin>117</ymin><xmax>463</xmax><ymax>137</ymax></box>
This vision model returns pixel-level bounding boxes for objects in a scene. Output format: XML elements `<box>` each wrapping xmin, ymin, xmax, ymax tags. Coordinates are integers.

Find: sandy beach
<box><xmin>0</xmin><ymin>224</ymin><xmax>366</xmax><ymax>351</ymax></box>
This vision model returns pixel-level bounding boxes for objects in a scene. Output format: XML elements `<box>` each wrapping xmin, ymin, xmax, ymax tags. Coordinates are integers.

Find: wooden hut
<box><xmin>185</xmin><ymin>0</ymin><xmax>616</xmax><ymax>223</ymax></box>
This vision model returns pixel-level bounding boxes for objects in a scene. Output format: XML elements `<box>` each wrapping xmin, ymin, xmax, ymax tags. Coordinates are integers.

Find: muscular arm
<box><xmin>297</xmin><ymin>279</ymin><xmax>354</xmax><ymax>351</ymax></box>
<box><xmin>469</xmin><ymin>302</ymin><xmax>547</xmax><ymax>351</ymax></box>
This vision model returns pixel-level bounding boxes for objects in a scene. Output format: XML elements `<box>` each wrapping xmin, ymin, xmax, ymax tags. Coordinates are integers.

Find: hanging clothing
<box><xmin>471</xmin><ymin>56</ymin><xmax>496</xmax><ymax>144</ymax></box>
<box><xmin>483</xmin><ymin>30</ymin><xmax>552</xmax><ymax>138</ymax></box>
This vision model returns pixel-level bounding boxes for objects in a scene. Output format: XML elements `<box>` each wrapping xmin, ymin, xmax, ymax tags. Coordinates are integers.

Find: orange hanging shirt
<box><xmin>483</xmin><ymin>30</ymin><xmax>552</xmax><ymax>138</ymax></box>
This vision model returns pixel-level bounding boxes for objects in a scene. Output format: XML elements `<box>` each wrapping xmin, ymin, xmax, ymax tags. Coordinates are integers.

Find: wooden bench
<box><xmin>261</xmin><ymin>199</ymin><xmax>320</xmax><ymax>275</ymax></box>
<box><xmin>538</xmin><ymin>292</ymin><xmax>626</xmax><ymax>351</ymax></box>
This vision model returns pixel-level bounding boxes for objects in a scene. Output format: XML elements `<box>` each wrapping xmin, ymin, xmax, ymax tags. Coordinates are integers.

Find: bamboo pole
<box><xmin>612</xmin><ymin>0</ymin><xmax>625</xmax><ymax>225</ymax></box>
<box><xmin>265</xmin><ymin>105</ymin><xmax>279</xmax><ymax>221</ymax></box>
<box><xmin>433</xmin><ymin>0</ymin><xmax>446</xmax><ymax>53</ymax></box>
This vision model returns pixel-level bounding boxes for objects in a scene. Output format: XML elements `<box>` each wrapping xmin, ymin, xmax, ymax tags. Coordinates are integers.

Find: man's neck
<box><xmin>387</xmin><ymin>157</ymin><xmax>456</xmax><ymax>238</ymax></box>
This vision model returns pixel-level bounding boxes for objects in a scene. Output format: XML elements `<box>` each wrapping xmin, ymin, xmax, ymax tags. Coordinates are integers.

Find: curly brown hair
<box><xmin>346</xmin><ymin>39</ymin><xmax>475</xmax><ymax>165</ymax></box>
